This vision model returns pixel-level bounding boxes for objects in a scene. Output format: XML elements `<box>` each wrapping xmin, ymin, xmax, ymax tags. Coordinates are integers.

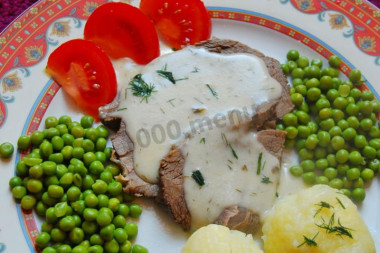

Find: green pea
<box><xmin>36</xmin><ymin>231</ymin><xmax>51</xmax><ymax>249</ymax></box>
<box><xmin>298</xmin><ymin>148</ymin><xmax>314</xmax><ymax>161</ymax></box>
<box><xmin>283</xmin><ymin>113</ymin><xmax>298</xmax><ymax>126</ymax></box>
<box><xmin>44</xmin><ymin>175</ymin><xmax>59</xmax><ymax>186</ymax></box>
<box><xmin>295</xmin><ymin>85</ymin><xmax>307</xmax><ymax>96</ymax></box>
<box><xmin>40</xmin><ymin>141</ymin><xmax>53</xmax><ymax>159</ymax></box>
<box><xmin>281</xmin><ymin>64</ymin><xmax>289</xmax><ymax>75</ymax></box>
<box><xmin>108</xmin><ymin>181</ymin><xmax>123</xmax><ymax>197</ymax></box>
<box><xmin>48</xmin><ymin>185</ymin><xmax>64</xmax><ymax>199</ymax></box>
<box><xmin>90</xmin><ymin>234</ymin><xmax>104</xmax><ymax>246</ymax></box>
<box><xmin>45</xmin><ymin>128</ymin><xmax>61</xmax><ymax>139</ymax></box>
<box><xmin>72</xmin><ymin>147</ymin><xmax>85</xmax><ymax>159</ymax></box>
<box><xmin>329</xmin><ymin>178</ymin><xmax>343</xmax><ymax>189</ymax></box>
<box><xmin>336</xmin><ymin>149</ymin><xmax>349</xmax><ymax>164</ymax></box>
<box><xmin>108</xmin><ymin>198</ymin><xmax>120</xmax><ymax>212</ymax></box>
<box><xmin>361</xmin><ymin>168</ymin><xmax>374</xmax><ymax>182</ymax></box>
<box><xmin>346</xmin><ymin>168</ymin><xmax>360</xmax><ymax>180</ymax></box>
<box><xmin>62</xmin><ymin>133</ymin><xmax>75</xmax><ymax>146</ymax></box>
<box><xmin>57</xmin><ymin>244</ymin><xmax>72</xmax><ymax>253</ymax></box>
<box><xmin>17</xmin><ymin>135</ymin><xmax>31</xmax><ymax>151</ymax></box>
<box><xmin>83</xmin><ymin>152</ymin><xmax>96</xmax><ymax>167</ymax></box>
<box><xmin>59</xmin><ymin>215</ymin><xmax>76</xmax><ymax>231</ymax></box>
<box><xmin>131</xmin><ymin>244</ymin><xmax>148</xmax><ymax>253</ymax></box>
<box><xmin>329</xmin><ymin>126</ymin><xmax>342</xmax><ymax>137</ymax></box>
<box><xmin>319</xmin><ymin>118</ymin><xmax>335</xmax><ymax>131</ymax></box>
<box><xmin>349</xmin><ymin>69</ymin><xmax>362</xmax><ymax>84</ymax></box>
<box><xmin>85</xmin><ymin>128</ymin><xmax>98</xmax><ymax>142</ymax></box>
<box><xmin>48</xmin><ymin>153</ymin><xmax>64</xmax><ymax>164</ymax></box>
<box><xmin>92</xmin><ymin>180</ymin><xmax>108</xmax><ymax>194</ymax></box>
<box><xmin>56</xmin><ymin>165</ymin><xmax>69</xmax><ymax>179</ymax></box>
<box><xmin>315</xmin><ymin>175</ymin><xmax>329</xmax><ymax>185</ymax></box>
<box><xmin>21</xmin><ymin>195</ymin><xmax>36</xmax><ymax>210</ymax></box>
<box><xmin>95</xmin><ymin>152</ymin><xmax>106</xmax><ymax>163</ymax></box>
<box><xmin>81</xmin><ymin>115</ymin><xmax>94</xmax><ymax>128</ymax></box>
<box><xmin>289</xmin><ymin>165</ymin><xmax>303</xmax><ymax>176</ymax></box>
<box><xmin>368</xmin><ymin>159</ymin><xmax>380</xmax><ymax>172</ymax></box>
<box><xmin>328</xmin><ymin>55</ymin><xmax>341</xmax><ymax>68</ymax></box>
<box><xmin>359</xmin><ymin>100</ymin><xmax>373</xmax><ymax>115</ymax></box>
<box><xmin>51</xmin><ymin>228</ymin><xmax>66</xmax><ymax>243</ymax></box>
<box><xmin>118</xmin><ymin>204</ymin><xmax>130</xmax><ymax>218</ymax></box>
<box><xmin>305</xmin><ymin>134</ymin><xmax>318</xmax><ymax>150</ymax></box>
<box><xmin>71</xmin><ymin>126</ymin><xmax>85</xmax><ymax>139</ymax></box>
<box><xmin>351</xmin><ymin>188</ymin><xmax>365</xmax><ymax>202</ymax></box>
<box><xmin>100</xmin><ymin>171</ymin><xmax>113</xmax><ymax>184</ymax></box>
<box><xmin>96</xmin><ymin>210</ymin><xmax>112</xmax><ymax>227</ymax></box>
<box><xmin>83</xmin><ymin>208</ymin><xmax>98</xmax><ymax>222</ymax></box>
<box><xmin>287</xmin><ymin>49</ymin><xmax>299</xmax><ymax>61</ymax></box>
<box><xmin>56</xmin><ymin>124</ymin><xmax>69</xmax><ymax>135</ymax></box>
<box><xmin>69</xmin><ymin>227</ymin><xmax>85</xmax><ymax>244</ymax></box>
<box><xmin>341</xmin><ymin>127</ymin><xmax>356</xmax><ymax>141</ymax></box>
<box><xmin>319</xmin><ymin>75</ymin><xmax>332</xmax><ymax>90</ymax></box>
<box><xmin>124</xmin><ymin>222</ymin><xmax>138</xmax><ymax>239</ymax></box>
<box><xmin>348</xmin><ymin>151</ymin><xmax>362</xmax><ymax>165</ymax></box>
<box><xmin>85</xmin><ymin>193</ymin><xmax>99</xmax><ymax>208</ymax></box>
<box><xmin>12</xmin><ymin>185</ymin><xmax>27</xmax><ymax>199</ymax></box>
<box><xmin>0</xmin><ymin>142</ymin><xmax>14</xmax><ymax>158</ymax></box>
<box><xmin>363</xmin><ymin>145</ymin><xmax>377</xmax><ymax>159</ymax></box>
<box><xmin>26</xmin><ymin>178</ymin><xmax>43</xmax><ymax>193</ymax></box>
<box><xmin>96</xmin><ymin>125</ymin><xmax>109</xmax><ymax>138</ymax></box>
<box><xmin>295</xmin><ymin>111</ymin><xmax>310</xmax><ymax>125</ymax></box>
<box><xmin>297</xmin><ymin>126</ymin><xmax>310</xmax><ymax>139</ymax></box>
<box><xmin>9</xmin><ymin>176</ymin><xmax>22</xmax><ymax>188</ymax></box>
<box><xmin>67</xmin><ymin>186</ymin><xmax>81</xmax><ymax>202</ymax></box>
<box><xmin>82</xmin><ymin>220</ymin><xmax>98</xmax><ymax>235</ymax></box>
<box><xmin>100</xmin><ymin>224</ymin><xmax>115</xmax><ymax>241</ymax></box>
<box><xmin>129</xmin><ymin>203</ymin><xmax>143</xmax><ymax>218</ymax></box>
<box><xmin>31</xmin><ymin>131</ymin><xmax>45</xmax><ymax>146</ymax></box>
<box><xmin>331</xmin><ymin>136</ymin><xmax>345</xmax><ymax>150</ymax></box>
<box><xmin>306</xmin><ymin>87</ymin><xmax>321</xmax><ymax>102</ymax></box>
<box><xmin>323</xmin><ymin>167</ymin><xmax>338</xmax><ymax>180</ymax></box>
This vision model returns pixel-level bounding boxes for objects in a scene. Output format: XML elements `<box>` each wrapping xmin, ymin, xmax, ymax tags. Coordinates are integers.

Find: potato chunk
<box><xmin>262</xmin><ymin>185</ymin><xmax>375</xmax><ymax>253</ymax></box>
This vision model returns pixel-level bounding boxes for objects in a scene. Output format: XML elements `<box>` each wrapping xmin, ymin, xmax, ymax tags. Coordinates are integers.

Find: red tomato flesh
<box><xmin>46</xmin><ymin>39</ymin><xmax>117</xmax><ymax>119</ymax></box>
<box><xmin>140</xmin><ymin>0</ymin><xmax>211</xmax><ymax>50</ymax></box>
<box><xmin>84</xmin><ymin>2</ymin><xmax>160</xmax><ymax>64</ymax></box>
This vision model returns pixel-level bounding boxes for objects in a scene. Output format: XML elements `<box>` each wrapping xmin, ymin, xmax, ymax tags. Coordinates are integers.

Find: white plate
<box><xmin>0</xmin><ymin>0</ymin><xmax>379</xmax><ymax>252</ymax></box>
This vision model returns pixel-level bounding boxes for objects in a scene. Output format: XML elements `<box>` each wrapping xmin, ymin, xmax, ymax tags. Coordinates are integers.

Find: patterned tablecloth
<box><xmin>1</xmin><ymin>0</ymin><xmax>380</xmax><ymax>32</ymax></box>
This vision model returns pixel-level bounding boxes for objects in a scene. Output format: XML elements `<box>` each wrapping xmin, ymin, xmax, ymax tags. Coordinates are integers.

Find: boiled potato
<box><xmin>181</xmin><ymin>224</ymin><xmax>263</xmax><ymax>253</ymax></box>
<box><xmin>262</xmin><ymin>184</ymin><xmax>375</xmax><ymax>253</ymax></box>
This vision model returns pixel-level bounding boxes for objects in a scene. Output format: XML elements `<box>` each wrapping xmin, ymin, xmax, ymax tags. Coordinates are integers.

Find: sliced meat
<box><xmin>214</xmin><ymin>206</ymin><xmax>261</xmax><ymax>235</ymax></box>
<box><xmin>194</xmin><ymin>38</ymin><xmax>294</xmax><ymax>129</ymax></box>
<box><xmin>159</xmin><ymin>145</ymin><xmax>191</xmax><ymax>230</ymax></box>
<box><xmin>100</xmin><ymin>38</ymin><xmax>292</xmax><ymax>233</ymax></box>
<box><xmin>111</xmin><ymin>121</ymin><xmax>159</xmax><ymax>197</ymax></box>
<box><xmin>257</xmin><ymin>129</ymin><xmax>287</xmax><ymax>160</ymax></box>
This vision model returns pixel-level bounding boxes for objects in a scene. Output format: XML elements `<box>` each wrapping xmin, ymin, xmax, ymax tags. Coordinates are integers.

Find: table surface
<box><xmin>0</xmin><ymin>0</ymin><xmax>380</xmax><ymax>32</ymax></box>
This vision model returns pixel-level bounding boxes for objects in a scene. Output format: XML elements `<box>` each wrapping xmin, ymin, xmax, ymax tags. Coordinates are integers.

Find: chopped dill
<box><xmin>275</xmin><ymin>192</ymin><xmax>279</xmax><ymax>198</ymax></box>
<box><xmin>316</xmin><ymin>213</ymin><xmax>354</xmax><ymax>239</ymax></box>
<box><xmin>261</xmin><ymin>175</ymin><xmax>272</xmax><ymax>184</ymax></box>
<box><xmin>221</xmin><ymin>133</ymin><xmax>237</xmax><ymax>159</ymax></box>
<box><xmin>200</xmin><ymin>137</ymin><xmax>206</xmax><ymax>144</ymax></box>
<box><xmin>230</xmin><ymin>145</ymin><xmax>238</xmax><ymax>160</ymax></box>
<box><xmin>206</xmin><ymin>84</ymin><xmax>218</xmax><ymax>98</ymax></box>
<box><xmin>314</xmin><ymin>201</ymin><xmax>333</xmax><ymax>217</ymax></box>
<box><xmin>192</xmin><ymin>67</ymin><xmax>200</xmax><ymax>73</ymax></box>
<box><xmin>256</xmin><ymin>152</ymin><xmax>263</xmax><ymax>175</ymax></box>
<box><xmin>227</xmin><ymin>164</ymin><xmax>233</xmax><ymax>170</ymax></box>
<box><xmin>191</xmin><ymin>170</ymin><xmax>205</xmax><ymax>186</ymax></box>
<box><xmin>336</xmin><ymin>197</ymin><xmax>346</xmax><ymax>209</ymax></box>
<box><xmin>167</xmin><ymin>98</ymin><xmax>176</xmax><ymax>107</ymax></box>
<box><xmin>157</xmin><ymin>70</ymin><xmax>176</xmax><ymax>84</ymax></box>
<box><xmin>117</xmin><ymin>107</ymin><xmax>127</xmax><ymax>111</ymax></box>
<box><xmin>129</xmin><ymin>74</ymin><xmax>156</xmax><ymax>103</ymax></box>
<box><xmin>297</xmin><ymin>232</ymin><xmax>319</xmax><ymax>248</ymax></box>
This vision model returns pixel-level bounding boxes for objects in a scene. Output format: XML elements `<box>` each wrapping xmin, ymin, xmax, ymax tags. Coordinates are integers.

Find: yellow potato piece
<box><xmin>181</xmin><ymin>224</ymin><xmax>263</xmax><ymax>253</ymax></box>
<box><xmin>262</xmin><ymin>185</ymin><xmax>375</xmax><ymax>253</ymax></box>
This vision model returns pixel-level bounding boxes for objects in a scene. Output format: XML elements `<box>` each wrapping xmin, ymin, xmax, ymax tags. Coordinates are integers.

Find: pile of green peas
<box><xmin>279</xmin><ymin>49</ymin><xmax>380</xmax><ymax>203</ymax></box>
<box><xmin>8</xmin><ymin>115</ymin><xmax>148</xmax><ymax>253</ymax></box>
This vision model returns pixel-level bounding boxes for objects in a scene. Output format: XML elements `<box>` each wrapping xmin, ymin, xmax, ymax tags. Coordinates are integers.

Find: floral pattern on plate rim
<box><xmin>0</xmin><ymin>0</ymin><xmax>379</xmax><ymax>251</ymax></box>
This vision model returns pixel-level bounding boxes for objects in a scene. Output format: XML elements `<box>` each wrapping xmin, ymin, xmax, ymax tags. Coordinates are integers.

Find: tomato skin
<box><xmin>46</xmin><ymin>39</ymin><xmax>117</xmax><ymax>119</ymax></box>
<box><xmin>84</xmin><ymin>2</ymin><xmax>160</xmax><ymax>64</ymax></box>
<box><xmin>140</xmin><ymin>0</ymin><xmax>211</xmax><ymax>50</ymax></box>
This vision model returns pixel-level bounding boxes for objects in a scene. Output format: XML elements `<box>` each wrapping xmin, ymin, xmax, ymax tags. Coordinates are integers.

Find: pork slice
<box><xmin>194</xmin><ymin>38</ymin><xmax>294</xmax><ymax>129</ymax></box>
<box><xmin>257</xmin><ymin>129</ymin><xmax>287</xmax><ymax>160</ymax></box>
<box><xmin>158</xmin><ymin>145</ymin><xmax>191</xmax><ymax>230</ymax></box>
<box><xmin>111</xmin><ymin>121</ymin><xmax>159</xmax><ymax>197</ymax></box>
<box><xmin>214</xmin><ymin>206</ymin><xmax>261</xmax><ymax>235</ymax></box>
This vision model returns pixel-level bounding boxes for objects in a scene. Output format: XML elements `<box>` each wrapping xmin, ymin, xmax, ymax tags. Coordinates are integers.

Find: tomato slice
<box><xmin>84</xmin><ymin>2</ymin><xmax>160</xmax><ymax>64</ymax></box>
<box><xmin>139</xmin><ymin>0</ymin><xmax>211</xmax><ymax>50</ymax></box>
<box><xmin>46</xmin><ymin>39</ymin><xmax>117</xmax><ymax>119</ymax></box>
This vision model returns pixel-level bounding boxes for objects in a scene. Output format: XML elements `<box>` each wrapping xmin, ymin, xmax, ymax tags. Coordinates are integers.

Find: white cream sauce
<box><xmin>112</xmin><ymin>47</ymin><xmax>283</xmax><ymax>184</ymax></box>
<box><xmin>181</xmin><ymin>123</ymin><xmax>280</xmax><ymax>230</ymax></box>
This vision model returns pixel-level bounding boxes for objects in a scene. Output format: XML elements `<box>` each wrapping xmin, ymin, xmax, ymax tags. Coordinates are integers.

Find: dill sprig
<box><xmin>157</xmin><ymin>64</ymin><xmax>188</xmax><ymax>84</ymax></box>
<box><xmin>261</xmin><ymin>175</ymin><xmax>272</xmax><ymax>184</ymax></box>
<box><xmin>129</xmin><ymin>74</ymin><xmax>156</xmax><ymax>103</ymax></box>
<box><xmin>336</xmin><ymin>197</ymin><xmax>346</xmax><ymax>209</ymax></box>
<box><xmin>200</xmin><ymin>137</ymin><xmax>206</xmax><ymax>144</ymax></box>
<box><xmin>206</xmin><ymin>84</ymin><xmax>218</xmax><ymax>98</ymax></box>
<box><xmin>316</xmin><ymin>213</ymin><xmax>354</xmax><ymax>239</ymax></box>
<box><xmin>191</xmin><ymin>170</ymin><xmax>205</xmax><ymax>186</ymax></box>
<box><xmin>257</xmin><ymin>152</ymin><xmax>263</xmax><ymax>175</ymax></box>
<box><xmin>314</xmin><ymin>201</ymin><xmax>333</xmax><ymax>217</ymax></box>
<box><xmin>221</xmin><ymin>133</ymin><xmax>238</xmax><ymax>160</ymax></box>
<box><xmin>297</xmin><ymin>232</ymin><xmax>319</xmax><ymax>248</ymax></box>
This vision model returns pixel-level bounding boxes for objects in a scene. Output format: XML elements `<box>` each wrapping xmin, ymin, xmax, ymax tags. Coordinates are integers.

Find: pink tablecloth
<box><xmin>0</xmin><ymin>0</ymin><xmax>380</xmax><ymax>32</ymax></box>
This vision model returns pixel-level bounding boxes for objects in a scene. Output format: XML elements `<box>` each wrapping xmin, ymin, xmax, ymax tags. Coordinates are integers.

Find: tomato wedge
<box><xmin>139</xmin><ymin>0</ymin><xmax>211</xmax><ymax>50</ymax></box>
<box><xmin>84</xmin><ymin>2</ymin><xmax>160</xmax><ymax>64</ymax></box>
<box><xmin>46</xmin><ymin>39</ymin><xmax>117</xmax><ymax>119</ymax></box>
